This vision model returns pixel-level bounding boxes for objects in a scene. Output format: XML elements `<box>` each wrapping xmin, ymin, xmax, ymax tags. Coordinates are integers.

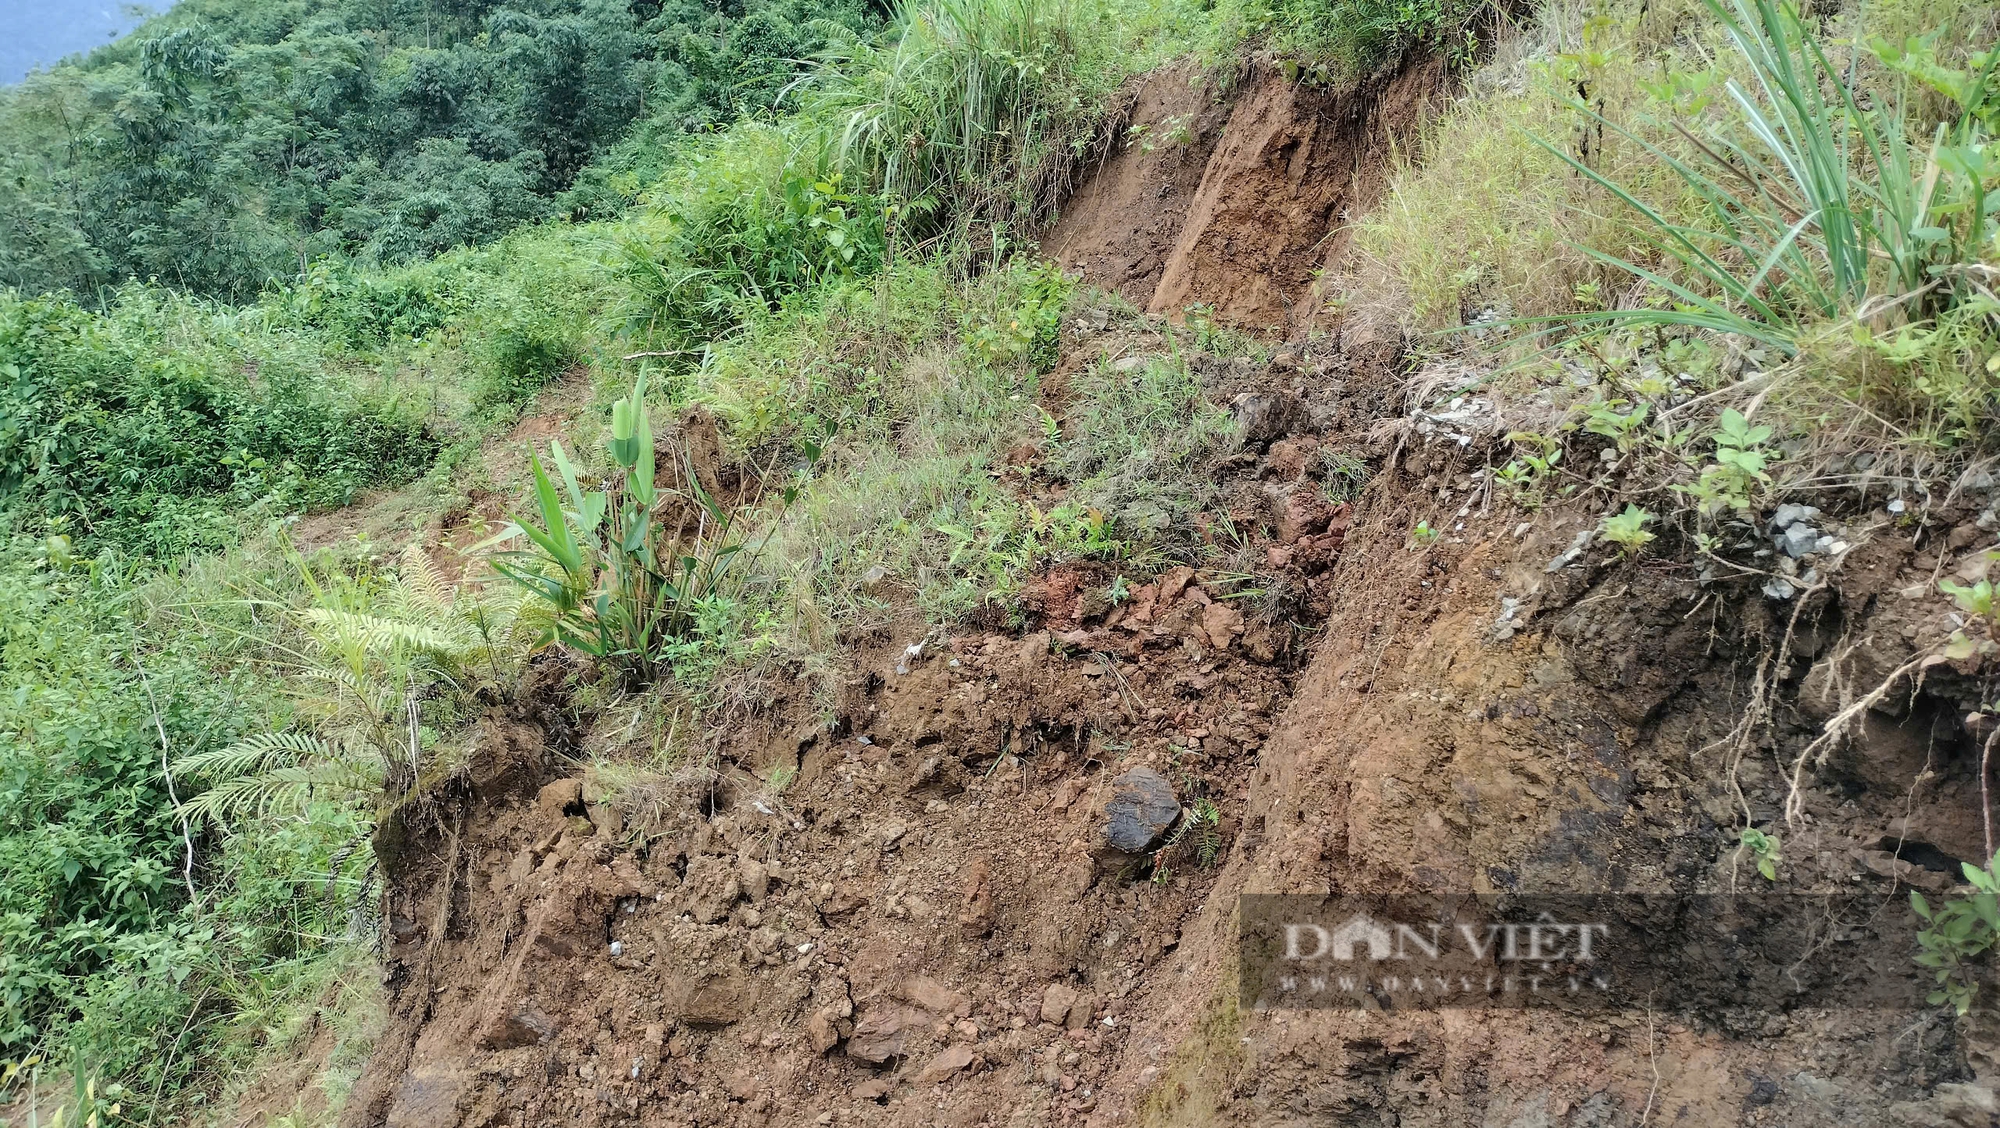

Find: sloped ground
<box><xmin>337</xmin><ymin>323</ymin><xmax>1369</xmax><ymax>1128</ymax></box>
<box><xmin>1046</xmin><ymin>53</ymin><xmax>1451</xmax><ymax>329</ymax></box>
<box><xmin>333</xmin><ymin>47</ymin><xmax>2000</xmax><ymax>1128</ymax></box>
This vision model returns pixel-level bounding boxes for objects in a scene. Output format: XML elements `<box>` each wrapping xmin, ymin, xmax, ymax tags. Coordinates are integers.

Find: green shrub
<box><xmin>812</xmin><ymin>0</ymin><xmax>1106</xmax><ymax>234</ymax></box>
<box><xmin>492</xmin><ymin>377</ymin><xmax>802</xmax><ymax>685</ymax></box>
<box><xmin>471</xmin><ymin>310</ymin><xmax>581</xmax><ymax>421</ymax></box>
<box><xmin>1251</xmin><ymin>0</ymin><xmax>1481</xmax><ymax>81</ymax></box>
<box><xmin>0</xmin><ymin>290</ymin><xmax>438</xmax><ymax>555</ymax></box>
<box><xmin>610</xmin><ymin>126</ymin><xmax>888</xmax><ymax>355</ymax></box>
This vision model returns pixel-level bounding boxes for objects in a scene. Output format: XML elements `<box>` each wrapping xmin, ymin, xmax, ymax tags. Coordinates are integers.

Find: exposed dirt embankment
<box><xmin>1045</xmin><ymin>54</ymin><xmax>1450</xmax><ymax>328</ymax></box>
<box><xmin>332</xmin><ymin>51</ymin><xmax>2000</xmax><ymax>1128</ymax></box>
<box><xmin>1129</xmin><ymin>417</ymin><xmax>2000</xmax><ymax>1125</ymax></box>
<box><xmin>335</xmin><ymin>315</ymin><xmax>1382</xmax><ymax>1127</ymax></box>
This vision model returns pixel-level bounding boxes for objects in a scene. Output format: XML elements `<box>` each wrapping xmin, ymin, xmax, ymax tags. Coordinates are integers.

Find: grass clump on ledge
<box><xmin>1360</xmin><ymin>0</ymin><xmax>1999</xmax><ymax>513</ymax></box>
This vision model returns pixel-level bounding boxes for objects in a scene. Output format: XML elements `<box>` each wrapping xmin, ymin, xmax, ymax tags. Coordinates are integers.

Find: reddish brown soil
<box><xmin>324</xmin><ymin>53</ymin><xmax>2000</xmax><ymax>1128</ymax></box>
<box><xmin>1042</xmin><ymin>64</ymin><xmax>1233</xmax><ymax>310</ymax></box>
<box><xmin>1048</xmin><ymin>56</ymin><xmax>1451</xmax><ymax>330</ymax></box>
<box><xmin>333</xmin><ymin>306</ymin><xmax>2000</xmax><ymax>1127</ymax></box>
<box><xmin>336</xmin><ymin>322</ymin><xmax>1363</xmax><ymax>1128</ymax></box>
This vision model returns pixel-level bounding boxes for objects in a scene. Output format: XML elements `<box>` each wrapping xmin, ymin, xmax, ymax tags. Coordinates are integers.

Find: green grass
<box><xmin>1360</xmin><ymin>0</ymin><xmax>1999</xmax><ymax>516</ymax></box>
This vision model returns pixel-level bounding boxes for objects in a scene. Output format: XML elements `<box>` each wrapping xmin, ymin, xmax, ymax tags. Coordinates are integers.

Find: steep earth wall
<box><xmin>1045</xmin><ymin>55</ymin><xmax>1450</xmax><ymax>329</ymax></box>
<box><xmin>327</xmin><ymin>51</ymin><xmax>2000</xmax><ymax>1128</ymax></box>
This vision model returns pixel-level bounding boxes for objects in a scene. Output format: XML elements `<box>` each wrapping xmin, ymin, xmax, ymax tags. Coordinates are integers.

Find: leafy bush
<box><xmin>1913</xmin><ymin>851</ymin><xmax>2000</xmax><ymax>1013</ymax></box>
<box><xmin>610</xmin><ymin>129</ymin><xmax>889</xmax><ymax>355</ymax></box>
<box><xmin>175</xmin><ymin>546</ymin><xmax>523</xmax><ymax>822</ymax></box>
<box><xmin>492</xmin><ymin>377</ymin><xmax>800</xmax><ymax>685</ymax></box>
<box><xmin>812</xmin><ymin>0</ymin><xmax>1107</xmax><ymax>234</ymax></box>
<box><xmin>0</xmin><ymin>291</ymin><xmax>437</xmax><ymax>555</ymax></box>
<box><xmin>1251</xmin><ymin>0</ymin><xmax>1481</xmax><ymax>82</ymax></box>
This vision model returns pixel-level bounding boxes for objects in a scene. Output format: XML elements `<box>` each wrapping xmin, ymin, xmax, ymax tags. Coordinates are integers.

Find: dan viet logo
<box><xmin>1242</xmin><ymin>893</ymin><xmax>1937</xmax><ymax>1011</ymax></box>
<box><xmin>1270</xmin><ymin>911</ymin><xmax>1615</xmax><ymax>1002</ymax></box>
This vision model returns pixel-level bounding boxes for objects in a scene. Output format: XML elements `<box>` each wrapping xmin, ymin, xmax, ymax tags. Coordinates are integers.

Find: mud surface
<box><xmin>1048</xmin><ymin>55</ymin><xmax>1450</xmax><ymax>329</ymax></box>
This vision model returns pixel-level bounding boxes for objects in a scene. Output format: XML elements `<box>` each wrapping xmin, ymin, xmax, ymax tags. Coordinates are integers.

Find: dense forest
<box><xmin>1</xmin><ymin>0</ymin><xmax>1994</xmax><ymax>1119</ymax></box>
<box><xmin>0</xmin><ymin>0</ymin><xmax>881</xmax><ymax>300</ymax></box>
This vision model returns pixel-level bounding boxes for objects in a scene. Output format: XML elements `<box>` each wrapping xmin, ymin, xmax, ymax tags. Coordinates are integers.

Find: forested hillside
<box><xmin>0</xmin><ymin>0</ymin><xmax>880</xmax><ymax>300</ymax></box>
<box><xmin>2</xmin><ymin>0</ymin><xmax>1996</xmax><ymax>1121</ymax></box>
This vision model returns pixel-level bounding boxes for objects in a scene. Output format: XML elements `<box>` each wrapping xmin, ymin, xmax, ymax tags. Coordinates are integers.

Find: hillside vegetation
<box><xmin>0</xmin><ymin>0</ymin><xmax>1995</xmax><ymax>1120</ymax></box>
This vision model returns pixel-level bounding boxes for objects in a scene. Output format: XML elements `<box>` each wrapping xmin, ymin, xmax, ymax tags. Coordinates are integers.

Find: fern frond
<box><xmin>181</xmin><ymin>760</ymin><xmax>382</xmax><ymax>822</ymax></box>
<box><xmin>398</xmin><ymin>545</ymin><xmax>456</xmax><ymax>613</ymax></box>
<box><xmin>172</xmin><ymin>731</ymin><xmax>341</xmax><ymax>781</ymax></box>
<box><xmin>300</xmin><ymin>608</ymin><xmax>475</xmax><ymax>659</ymax></box>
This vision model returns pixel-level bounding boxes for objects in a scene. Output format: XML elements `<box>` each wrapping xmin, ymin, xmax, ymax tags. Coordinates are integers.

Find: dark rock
<box><xmin>1101</xmin><ymin>767</ymin><xmax>1181</xmax><ymax>853</ymax></box>
<box><xmin>478</xmin><ymin>1003</ymin><xmax>555</xmax><ymax>1049</ymax></box>
<box><xmin>1229</xmin><ymin>392</ymin><xmax>1307</xmax><ymax>448</ymax></box>
<box><xmin>1778</xmin><ymin>523</ymin><xmax>1821</xmax><ymax>558</ymax></box>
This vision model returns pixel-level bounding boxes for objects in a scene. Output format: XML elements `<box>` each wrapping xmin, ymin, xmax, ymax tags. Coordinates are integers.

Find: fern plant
<box><xmin>173</xmin><ymin>546</ymin><xmax>519</xmax><ymax>823</ymax></box>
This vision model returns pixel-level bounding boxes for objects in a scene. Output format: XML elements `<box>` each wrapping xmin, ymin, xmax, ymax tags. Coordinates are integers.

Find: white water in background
<box><xmin>2</xmin><ymin>0</ymin><xmax>173</xmax><ymax>85</ymax></box>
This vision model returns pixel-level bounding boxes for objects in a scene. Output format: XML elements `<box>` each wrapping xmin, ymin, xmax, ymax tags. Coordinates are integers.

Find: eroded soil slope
<box><xmin>339</xmin><ymin>320</ymin><xmax>1378</xmax><ymax>1128</ymax></box>
<box><xmin>335</xmin><ymin>52</ymin><xmax>2000</xmax><ymax>1128</ymax></box>
<box><xmin>1046</xmin><ymin>54</ymin><xmax>1450</xmax><ymax>328</ymax></box>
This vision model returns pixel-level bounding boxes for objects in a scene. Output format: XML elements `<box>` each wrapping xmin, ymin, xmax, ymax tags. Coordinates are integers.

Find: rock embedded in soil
<box><xmin>1230</xmin><ymin>391</ymin><xmax>1307</xmax><ymax>448</ymax></box>
<box><xmin>917</xmin><ymin>1045</ymin><xmax>979</xmax><ymax>1083</ymax></box>
<box><xmin>1100</xmin><ymin>767</ymin><xmax>1182</xmax><ymax>854</ymax></box>
<box><xmin>806</xmin><ymin>1008</ymin><xmax>841</xmax><ymax>1054</ymax></box>
<box><xmin>1202</xmin><ymin>600</ymin><xmax>1245</xmax><ymax>649</ymax></box>
<box><xmin>900</xmin><ymin>974</ymin><xmax>970</xmax><ymax>1017</ymax></box>
<box><xmin>958</xmin><ymin>857</ymin><xmax>995</xmax><ymax>938</ymax></box>
<box><xmin>1042</xmin><ymin>983</ymin><xmax>1079</xmax><ymax>1026</ymax></box>
<box><xmin>847</xmin><ymin>1005</ymin><xmax>916</xmax><ymax>1063</ymax></box>
<box><xmin>1778</xmin><ymin>522</ymin><xmax>1822</xmax><ymax>558</ymax></box>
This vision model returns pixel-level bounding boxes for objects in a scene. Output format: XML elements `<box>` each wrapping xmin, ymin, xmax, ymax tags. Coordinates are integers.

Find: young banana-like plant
<box><xmin>489</xmin><ymin>374</ymin><xmax>792</xmax><ymax>684</ymax></box>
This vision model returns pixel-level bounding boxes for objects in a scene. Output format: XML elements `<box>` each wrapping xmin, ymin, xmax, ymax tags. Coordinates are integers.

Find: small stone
<box><xmin>738</xmin><ymin>857</ymin><xmax>769</xmax><ymax>903</ymax></box>
<box><xmin>1042</xmin><ymin>983</ymin><xmax>1079</xmax><ymax>1026</ymax></box>
<box><xmin>1201</xmin><ymin>601</ymin><xmax>1245</xmax><ymax>649</ymax></box>
<box><xmin>1778</xmin><ymin>523</ymin><xmax>1821</xmax><ymax>558</ymax></box>
<box><xmin>534</xmin><ymin>778</ymin><xmax>583</xmax><ymax>818</ymax></box>
<box><xmin>861</xmin><ymin>564</ymin><xmax>891</xmax><ymax>592</ymax></box>
<box><xmin>1100</xmin><ymin>767</ymin><xmax>1181</xmax><ymax>854</ymax></box>
<box><xmin>1112</xmin><ymin>355</ymin><xmax>1147</xmax><ymax>372</ymax></box>
<box><xmin>1762</xmin><ymin>577</ymin><xmax>1797</xmax><ymax>601</ymax></box>
<box><xmin>1769</xmin><ymin>503</ymin><xmax>1821</xmax><ymax>532</ymax></box>
<box><xmin>918</xmin><ymin>1045</ymin><xmax>978</xmax><ymax>1084</ymax></box>
<box><xmin>1228</xmin><ymin>392</ymin><xmax>1307</xmax><ymax>447</ymax></box>
<box><xmin>901</xmin><ymin>975</ymin><xmax>970</xmax><ymax>1017</ymax></box>
<box><xmin>807</xmin><ymin>1008</ymin><xmax>840</xmax><ymax>1054</ymax></box>
<box><xmin>479</xmin><ymin>1001</ymin><xmax>555</xmax><ymax>1049</ymax></box>
<box><xmin>953</xmin><ymin>1019</ymin><xmax>980</xmax><ymax>1043</ymax></box>
<box><xmin>853</xmin><ymin>1078</ymin><xmax>892</xmax><ymax>1100</ymax></box>
<box><xmin>1065</xmin><ymin>993</ymin><xmax>1095</xmax><ymax>1030</ymax></box>
<box><xmin>846</xmin><ymin>1006</ymin><xmax>915</xmax><ymax>1063</ymax></box>
<box><xmin>685</xmin><ymin>855</ymin><xmax>741</xmax><ymax>924</ymax></box>
<box><xmin>958</xmin><ymin>857</ymin><xmax>995</xmax><ymax>939</ymax></box>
